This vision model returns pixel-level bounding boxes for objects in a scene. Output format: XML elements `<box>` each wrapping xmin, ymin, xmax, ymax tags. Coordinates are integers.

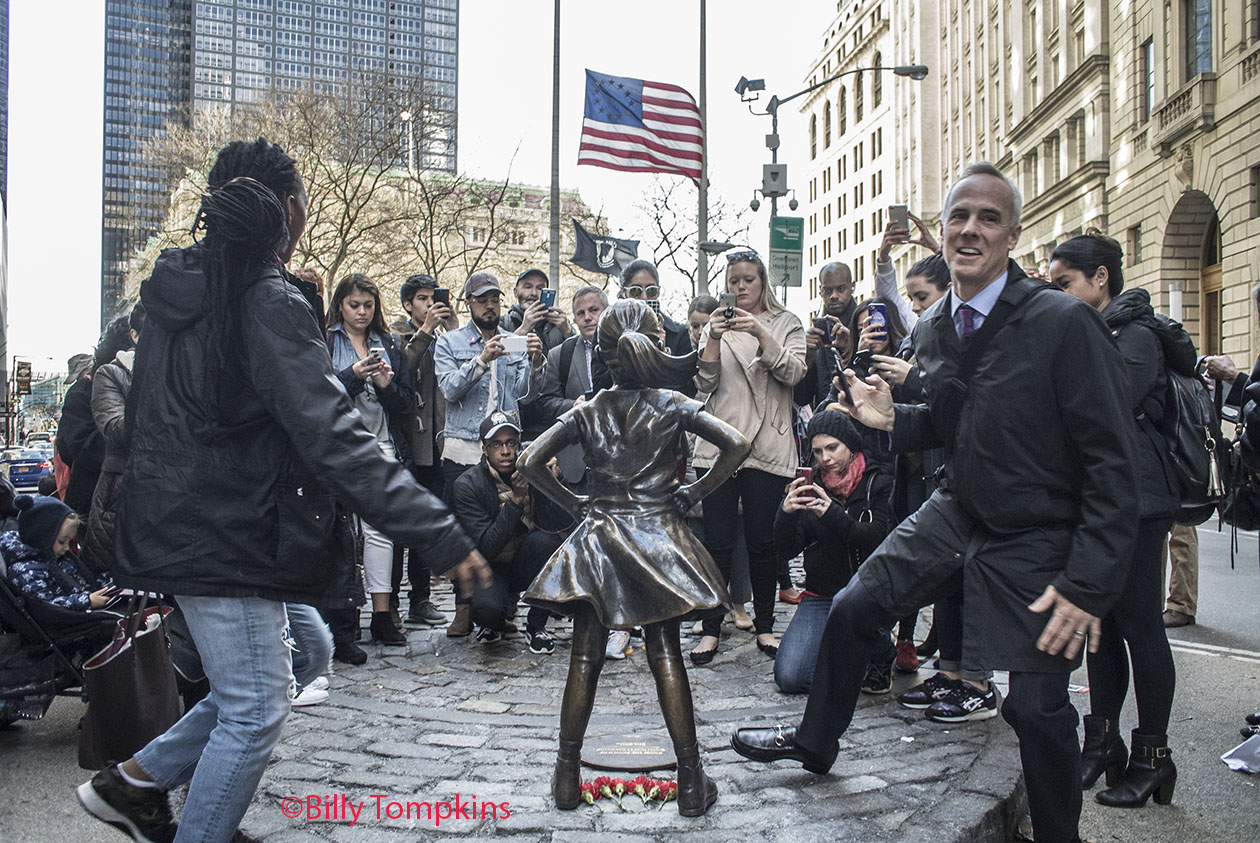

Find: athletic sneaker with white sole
<box><xmin>76</xmin><ymin>764</ymin><xmax>177</xmax><ymax>843</ymax></box>
<box><xmin>307</xmin><ymin>675</ymin><xmax>329</xmax><ymax>692</ymax></box>
<box><xmin>897</xmin><ymin>672</ymin><xmax>961</xmax><ymax>710</ymax></box>
<box><xmin>293</xmin><ymin>686</ymin><xmax>330</xmax><ymax>706</ymax></box>
<box><xmin>925</xmin><ymin>682</ymin><xmax>999</xmax><ymax>722</ymax></box>
<box><xmin>605</xmin><ymin>629</ymin><xmax>631</xmax><ymax>660</ymax></box>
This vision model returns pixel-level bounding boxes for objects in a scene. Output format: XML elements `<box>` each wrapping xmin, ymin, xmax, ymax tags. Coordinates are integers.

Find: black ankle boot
<box><xmin>369</xmin><ymin>611</ymin><xmax>406</xmax><ymax>646</ymax></box>
<box><xmin>553</xmin><ymin>739</ymin><xmax>582</xmax><ymax>810</ymax></box>
<box><xmin>675</xmin><ymin>743</ymin><xmax>718</xmax><ymax>817</ymax></box>
<box><xmin>1096</xmin><ymin>730</ymin><xmax>1176</xmax><ymax>808</ymax></box>
<box><xmin>1080</xmin><ymin>715</ymin><xmax>1127</xmax><ymax>789</ymax></box>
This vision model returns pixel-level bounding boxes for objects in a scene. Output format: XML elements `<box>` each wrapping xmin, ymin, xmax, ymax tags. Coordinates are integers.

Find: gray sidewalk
<box><xmin>238</xmin><ymin>594</ymin><xmax>1025</xmax><ymax>843</ymax></box>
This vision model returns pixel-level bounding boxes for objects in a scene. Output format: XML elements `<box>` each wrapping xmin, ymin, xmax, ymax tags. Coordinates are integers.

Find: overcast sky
<box><xmin>7</xmin><ymin>1</ymin><xmax>835</xmax><ymax>371</ymax></box>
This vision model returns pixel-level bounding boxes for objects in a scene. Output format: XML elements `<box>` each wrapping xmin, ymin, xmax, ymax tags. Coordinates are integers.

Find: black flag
<box><xmin>570</xmin><ymin>219</ymin><xmax>639</xmax><ymax>276</ymax></box>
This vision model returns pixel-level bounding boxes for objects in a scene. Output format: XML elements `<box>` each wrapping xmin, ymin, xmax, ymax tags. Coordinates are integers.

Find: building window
<box><xmin>1250</xmin><ymin>165</ymin><xmax>1260</xmax><ymax>218</ymax></box>
<box><xmin>839</xmin><ymin>87</ymin><xmax>847</xmax><ymax>136</ymax></box>
<box><xmin>1127</xmin><ymin>225</ymin><xmax>1143</xmax><ymax>265</ymax></box>
<box><xmin>824</xmin><ymin>106</ymin><xmax>832</xmax><ymax>148</ymax></box>
<box><xmin>1140</xmin><ymin>38</ymin><xmax>1155</xmax><ymax>122</ymax></box>
<box><xmin>1183</xmin><ymin>0</ymin><xmax>1212</xmax><ymax>81</ymax></box>
<box><xmin>810</xmin><ymin>114</ymin><xmax>817</xmax><ymax>159</ymax></box>
<box><xmin>855</xmin><ymin>71</ymin><xmax>864</xmax><ymax>122</ymax></box>
<box><xmin>872</xmin><ymin>52</ymin><xmax>883</xmax><ymax>107</ymax></box>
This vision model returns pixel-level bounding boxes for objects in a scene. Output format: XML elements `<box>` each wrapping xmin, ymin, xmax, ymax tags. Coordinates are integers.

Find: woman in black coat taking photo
<box><xmin>1050</xmin><ymin>230</ymin><xmax>1188</xmax><ymax>808</ymax></box>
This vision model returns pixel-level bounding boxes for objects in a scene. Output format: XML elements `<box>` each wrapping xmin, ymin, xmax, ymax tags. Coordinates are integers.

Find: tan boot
<box><xmin>446</xmin><ymin>603</ymin><xmax>471</xmax><ymax>638</ymax></box>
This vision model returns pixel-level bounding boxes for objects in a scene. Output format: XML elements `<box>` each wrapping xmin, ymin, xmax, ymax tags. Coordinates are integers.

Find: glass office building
<box><xmin>102</xmin><ymin>0</ymin><xmax>459</xmax><ymax>321</ymax></box>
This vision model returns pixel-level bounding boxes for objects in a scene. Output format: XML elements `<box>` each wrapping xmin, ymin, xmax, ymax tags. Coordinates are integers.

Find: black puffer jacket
<box><xmin>1100</xmin><ymin>289</ymin><xmax>1184</xmax><ymax>520</ymax></box>
<box><xmin>81</xmin><ymin>352</ymin><xmax>133</xmax><ymax>571</ymax></box>
<box><xmin>114</xmin><ymin>244</ymin><xmax>475</xmax><ymax>604</ymax></box>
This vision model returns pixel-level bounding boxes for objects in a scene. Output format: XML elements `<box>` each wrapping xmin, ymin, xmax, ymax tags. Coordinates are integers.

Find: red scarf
<box><xmin>819</xmin><ymin>452</ymin><xmax>866</xmax><ymax>503</ymax></box>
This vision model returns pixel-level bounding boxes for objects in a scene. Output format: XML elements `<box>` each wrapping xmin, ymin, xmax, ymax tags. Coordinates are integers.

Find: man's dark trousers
<box><xmin>796</xmin><ymin>492</ymin><xmax>1082</xmax><ymax>843</ymax></box>
<box><xmin>469</xmin><ymin>530</ymin><xmax>563</xmax><ymax>632</ymax></box>
<box><xmin>390</xmin><ymin>463</ymin><xmax>445</xmax><ymax>609</ymax></box>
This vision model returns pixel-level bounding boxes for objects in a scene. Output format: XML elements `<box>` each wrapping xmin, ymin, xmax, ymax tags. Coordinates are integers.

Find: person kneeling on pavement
<box><xmin>773</xmin><ymin>412</ymin><xmax>894</xmax><ymax>694</ymax></box>
<box><xmin>451</xmin><ymin>412</ymin><xmax>572</xmax><ymax>653</ymax></box>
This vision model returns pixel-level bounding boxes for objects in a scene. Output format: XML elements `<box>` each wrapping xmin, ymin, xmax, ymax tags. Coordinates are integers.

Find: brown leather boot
<box><xmin>553</xmin><ymin>739</ymin><xmax>582</xmax><ymax>810</ymax></box>
<box><xmin>446</xmin><ymin>603</ymin><xmax>471</xmax><ymax>638</ymax></box>
<box><xmin>675</xmin><ymin>743</ymin><xmax>718</xmax><ymax>816</ymax></box>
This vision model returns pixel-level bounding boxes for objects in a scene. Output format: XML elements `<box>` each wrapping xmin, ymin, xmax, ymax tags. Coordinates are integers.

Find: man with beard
<box><xmin>435</xmin><ymin>273</ymin><xmax>545</xmax><ymax>508</ymax></box>
<box><xmin>501</xmin><ymin>268</ymin><xmax>573</xmax><ymax>353</ymax></box>
<box><xmin>795</xmin><ymin>261</ymin><xmax>856</xmax><ymax>408</ymax></box>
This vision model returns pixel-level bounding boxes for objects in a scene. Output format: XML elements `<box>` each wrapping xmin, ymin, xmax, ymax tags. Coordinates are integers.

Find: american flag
<box><xmin>578</xmin><ymin>69</ymin><xmax>703</xmax><ymax>182</ymax></box>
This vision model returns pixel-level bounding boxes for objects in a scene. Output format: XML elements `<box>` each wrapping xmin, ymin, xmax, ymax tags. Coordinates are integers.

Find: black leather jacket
<box><xmin>114</xmin><ymin>244</ymin><xmax>474</xmax><ymax>605</ymax></box>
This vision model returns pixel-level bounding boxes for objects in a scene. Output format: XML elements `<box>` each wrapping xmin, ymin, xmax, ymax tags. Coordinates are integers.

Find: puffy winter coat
<box><xmin>81</xmin><ymin>352</ymin><xmax>133</xmax><ymax>572</ymax></box>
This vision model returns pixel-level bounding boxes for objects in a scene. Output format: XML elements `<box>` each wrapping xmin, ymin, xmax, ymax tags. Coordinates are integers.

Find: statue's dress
<box><xmin>523</xmin><ymin>388</ymin><xmax>731</xmax><ymax>628</ymax></box>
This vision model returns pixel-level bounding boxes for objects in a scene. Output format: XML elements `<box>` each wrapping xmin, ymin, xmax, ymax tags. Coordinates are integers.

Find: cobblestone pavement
<box><xmin>238</xmin><ymin>585</ymin><xmax>1025</xmax><ymax>843</ymax></box>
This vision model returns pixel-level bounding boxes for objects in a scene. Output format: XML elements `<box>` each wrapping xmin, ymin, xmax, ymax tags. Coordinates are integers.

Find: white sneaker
<box><xmin>307</xmin><ymin>675</ymin><xmax>329</xmax><ymax>692</ymax></box>
<box><xmin>293</xmin><ymin>686</ymin><xmax>330</xmax><ymax>707</ymax></box>
<box><xmin>605</xmin><ymin>629</ymin><xmax>631</xmax><ymax>660</ymax></box>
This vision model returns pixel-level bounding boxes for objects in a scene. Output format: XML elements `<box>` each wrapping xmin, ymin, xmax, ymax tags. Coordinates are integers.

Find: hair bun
<box><xmin>13</xmin><ymin>494</ymin><xmax>34</xmax><ymax>511</ymax></box>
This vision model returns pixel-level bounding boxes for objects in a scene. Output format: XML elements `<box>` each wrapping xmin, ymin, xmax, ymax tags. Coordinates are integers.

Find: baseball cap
<box><xmin>65</xmin><ymin>354</ymin><xmax>93</xmax><ymax>384</ymax></box>
<box><xmin>464</xmin><ymin>273</ymin><xmax>502</xmax><ymax>298</ymax></box>
<box><xmin>479</xmin><ymin>411</ymin><xmax>522</xmax><ymax>441</ymax></box>
<box><xmin>516</xmin><ymin>268</ymin><xmax>548</xmax><ymax>286</ymax></box>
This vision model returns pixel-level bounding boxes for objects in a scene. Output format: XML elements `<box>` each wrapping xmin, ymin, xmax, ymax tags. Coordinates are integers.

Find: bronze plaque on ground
<box><xmin>581</xmin><ymin>732</ymin><xmax>677</xmax><ymax>772</ymax></box>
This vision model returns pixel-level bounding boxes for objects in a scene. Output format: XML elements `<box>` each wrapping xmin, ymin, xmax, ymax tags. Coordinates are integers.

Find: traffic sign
<box><xmin>768</xmin><ymin>216</ymin><xmax>804</xmax><ymax>288</ymax></box>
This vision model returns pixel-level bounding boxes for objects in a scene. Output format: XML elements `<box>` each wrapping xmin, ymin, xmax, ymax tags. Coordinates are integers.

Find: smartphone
<box><xmin>812</xmin><ymin>316</ymin><xmax>831</xmax><ymax>344</ymax></box>
<box><xmin>850</xmin><ymin>348</ymin><xmax>874</xmax><ymax>374</ymax></box>
<box><xmin>433</xmin><ymin>288</ymin><xmax>450</xmax><ymax>306</ymax></box>
<box><xmin>832</xmin><ymin>350</ymin><xmax>855</xmax><ymax>405</ymax></box>
<box><xmin>646</xmin><ymin>299</ymin><xmax>662</xmax><ymax>315</ymax></box>
<box><xmin>719</xmin><ymin>292</ymin><xmax>738</xmax><ymax>318</ymax></box>
<box><xmin>539</xmin><ymin>288</ymin><xmax>558</xmax><ymax>309</ymax></box>
<box><xmin>889</xmin><ymin>204</ymin><xmax>909</xmax><ymax>230</ymax></box>
<box><xmin>795</xmin><ymin>466</ymin><xmax>815</xmax><ymax>496</ymax></box>
<box><xmin>368</xmin><ymin>346</ymin><xmax>387</xmax><ymax>363</ymax></box>
<box><xmin>867</xmin><ymin>303</ymin><xmax>888</xmax><ymax>333</ymax></box>
<box><xmin>501</xmin><ymin>334</ymin><xmax>529</xmax><ymax>354</ymax></box>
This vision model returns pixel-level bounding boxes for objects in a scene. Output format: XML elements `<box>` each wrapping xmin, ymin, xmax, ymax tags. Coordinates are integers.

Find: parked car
<box><xmin>25</xmin><ymin>431</ymin><xmax>53</xmax><ymax>446</ymax></box>
<box><xmin>0</xmin><ymin>449</ymin><xmax>54</xmax><ymax>491</ymax></box>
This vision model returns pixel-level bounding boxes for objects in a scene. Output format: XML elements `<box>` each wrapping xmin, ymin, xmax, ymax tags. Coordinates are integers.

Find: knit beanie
<box><xmin>805</xmin><ymin>410</ymin><xmax>862</xmax><ymax>454</ymax></box>
<box><xmin>14</xmin><ymin>494</ymin><xmax>74</xmax><ymax>554</ymax></box>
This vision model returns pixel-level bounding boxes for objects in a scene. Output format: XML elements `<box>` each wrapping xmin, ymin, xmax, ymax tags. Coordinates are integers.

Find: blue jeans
<box><xmin>774</xmin><ymin>593</ymin><xmax>831</xmax><ymax>693</ymax></box>
<box><xmin>135</xmin><ymin>597</ymin><xmax>329</xmax><ymax>843</ymax></box>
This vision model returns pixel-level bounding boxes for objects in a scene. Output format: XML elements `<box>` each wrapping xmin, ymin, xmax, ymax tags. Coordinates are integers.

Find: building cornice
<box><xmin>1020</xmin><ymin>160</ymin><xmax>1110</xmax><ymax>227</ymax></box>
<box><xmin>1008</xmin><ymin>53</ymin><xmax>1109</xmax><ymax>147</ymax></box>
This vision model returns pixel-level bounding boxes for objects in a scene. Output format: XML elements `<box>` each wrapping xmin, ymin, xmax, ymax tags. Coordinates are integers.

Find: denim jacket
<box><xmin>434</xmin><ymin>322</ymin><xmax>538</xmax><ymax>443</ymax></box>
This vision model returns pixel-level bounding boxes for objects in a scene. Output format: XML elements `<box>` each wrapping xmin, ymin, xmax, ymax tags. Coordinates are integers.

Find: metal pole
<box><xmin>549</xmin><ymin>0</ymin><xmax>561</xmax><ymax>285</ymax></box>
<box><xmin>769</xmin><ymin>103</ymin><xmax>784</xmax><ymax>302</ymax></box>
<box><xmin>697</xmin><ymin>0</ymin><xmax>708</xmax><ymax>297</ymax></box>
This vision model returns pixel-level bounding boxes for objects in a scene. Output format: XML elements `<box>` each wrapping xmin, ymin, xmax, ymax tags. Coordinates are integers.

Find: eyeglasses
<box><xmin>725</xmin><ymin>250</ymin><xmax>759</xmax><ymax>264</ymax></box>
<box><xmin>623</xmin><ymin>285</ymin><xmax>660</xmax><ymax>299</ymax></box>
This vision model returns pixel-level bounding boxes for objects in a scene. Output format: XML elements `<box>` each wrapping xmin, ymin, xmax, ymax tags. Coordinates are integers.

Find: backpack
<box><xmin>1141</xmin><ymin>313</ymin><xmax>1226</xmax><ymax>525</ymax></box>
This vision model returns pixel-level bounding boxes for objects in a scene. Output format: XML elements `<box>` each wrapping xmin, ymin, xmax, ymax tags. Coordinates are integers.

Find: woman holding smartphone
<box><xmin>692</xmin><ymin>250</ymin><xmax>806</xmax><ymax>662</ymax></box>
<box><xmin>326</xmin><ymin>273</ymin><xmax>416</xmax><ymax>645</ymax></box>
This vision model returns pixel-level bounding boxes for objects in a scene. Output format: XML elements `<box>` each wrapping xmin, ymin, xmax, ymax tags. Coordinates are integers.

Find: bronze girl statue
<box><xmin>518</xmin><ymin>299</ymin><xmax>750</xmax><ymax>816</ymax></box>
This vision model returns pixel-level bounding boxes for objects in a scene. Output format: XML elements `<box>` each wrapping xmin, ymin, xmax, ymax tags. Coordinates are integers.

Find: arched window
<box><xmin>824</xmin><ymin>106</ymin><xmax>832</xmax><ymax>148</ymax></box>
<box><xmin>810</xmin><ymin>114</ymin><xmax>817</xmax><ymax>159</ymax></box>
<box><xmin>839</xmin><ymin>86</ymin><xmax>847</xmax><ymax>136</ymax></box>
<box><xmin>855</xmin><ymin>72</ymin><xmax>864</xmax><ymax>122</ymax></box>
<box><xmin>873</xmin><ymin>52</ymin><xmax>883</xmax><ymax>107</ymax></box>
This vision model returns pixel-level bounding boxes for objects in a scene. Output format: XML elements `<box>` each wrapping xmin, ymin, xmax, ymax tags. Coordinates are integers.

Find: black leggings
<box><xmin>1086</xmin><ymin>516</ymin><xmax>1177</xmax><ymax>735</ymax></box>
<box><xmin>700</xmin><ymin>467</ymin><xmax>788</xmax><ymax>636</ymax></box>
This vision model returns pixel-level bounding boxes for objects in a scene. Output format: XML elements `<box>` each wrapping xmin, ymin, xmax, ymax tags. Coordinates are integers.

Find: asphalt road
<box><xmin>1</xmin><ymin>524</ymin><xmax>1257</xmax><ymax>841</ymax></box>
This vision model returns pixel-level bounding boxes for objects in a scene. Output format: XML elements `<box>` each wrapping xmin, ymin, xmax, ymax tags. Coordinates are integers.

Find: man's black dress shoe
<box><xmin>730</xmin><ymin>725</ymin><xmax>836</xmax><ymax>774</ymax></box>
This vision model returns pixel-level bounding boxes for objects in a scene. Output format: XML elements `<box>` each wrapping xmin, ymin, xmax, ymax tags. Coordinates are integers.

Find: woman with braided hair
<box><xmin>76</xmin><ymin>139</ymin><xmax>490</xmax><ymax>843</ymax></box>
<box><xmin>519</xmin><ymin>299</ymin><xmax>750</xmax><ymax>817</ymax></box>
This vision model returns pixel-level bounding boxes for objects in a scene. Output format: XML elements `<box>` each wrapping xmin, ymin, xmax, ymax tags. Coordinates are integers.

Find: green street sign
<box><xmin>768</xmin><ymin>216</ymin><xmax>804</xmax><ymax>287</ymax></box>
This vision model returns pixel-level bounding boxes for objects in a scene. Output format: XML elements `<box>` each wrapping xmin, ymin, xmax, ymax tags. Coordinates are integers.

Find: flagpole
<box><xmin>696</xmin><ymin>0</ymin><xmax>708</xmax><ymax>296</ymax></box>
<box><xmin>549</xmin><ymin>0</ymin><xmax>561</xmax><ymax>285</ymax></box>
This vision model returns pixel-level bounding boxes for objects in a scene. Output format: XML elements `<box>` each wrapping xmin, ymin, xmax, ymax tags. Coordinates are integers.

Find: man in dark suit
<box><xmin>731</xmin><ymin>162</ymin><xmax>1139</xmax><ymax>843</ymax></box>
<box><xmin>521</xmin><ymin>285</ymin><xmax>609</xmax><ymax>487</ymax></box>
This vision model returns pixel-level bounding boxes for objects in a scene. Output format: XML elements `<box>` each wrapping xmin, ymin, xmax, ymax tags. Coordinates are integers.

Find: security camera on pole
<box><xmin>735</xmin><ymin>65</ymin><xmax>929</xmax><ymax>300</ymax></box>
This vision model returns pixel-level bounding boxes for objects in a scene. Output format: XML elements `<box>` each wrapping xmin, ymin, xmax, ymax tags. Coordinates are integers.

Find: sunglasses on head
<box><xmin>726</xmin><ymin>250</ymin><xmax>759</xmax><ymax>264</ymax></box>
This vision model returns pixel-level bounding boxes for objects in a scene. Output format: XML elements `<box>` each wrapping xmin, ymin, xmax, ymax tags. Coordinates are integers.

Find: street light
<box><xmin>738</xmin><ymin>64</ymin><xmax>929</xmax><ymax>296</ymax></box>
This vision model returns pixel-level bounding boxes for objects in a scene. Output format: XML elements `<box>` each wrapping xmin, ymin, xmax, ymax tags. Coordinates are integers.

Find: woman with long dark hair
<box><xmin>76</xmin><ymin>138</ymin><xmax>488</xmax><ymax>843</ymax></box>
<box><xmin>1050</xmin><ymin>229</ymin><xmax>1183</xmax><ymax>808</ymax></box>
<box><xmin>325</xmin><ymin>272</ymin><xmax>415</xmax><ymax>645</ymax></box>
<box><xmin>520</xmin><ymin>300</ymin><xmax>750</xmax><ymax>817</ymax></box>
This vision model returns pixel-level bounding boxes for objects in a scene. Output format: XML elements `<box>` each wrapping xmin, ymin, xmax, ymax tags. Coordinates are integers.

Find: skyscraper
<box><xmin>1</xmin><ymin>0</ymin><xmax>9</xmax><ymax>209</ymax></box>
<box><xmin>101</xmin><ymin>0</ymin><xmax>459</xmax><ymax>322</ymax></box>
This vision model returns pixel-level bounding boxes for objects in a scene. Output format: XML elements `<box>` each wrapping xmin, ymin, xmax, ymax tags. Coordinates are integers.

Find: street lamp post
<box><xmin>736</xmin><ymin>65</ymin><xmax>928</xmax><ymax>299</ymax></box>
<box><xmin>399</xmin><ymin>110</ymin><xmax>415</xmax><ymax>177</ymax></box>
